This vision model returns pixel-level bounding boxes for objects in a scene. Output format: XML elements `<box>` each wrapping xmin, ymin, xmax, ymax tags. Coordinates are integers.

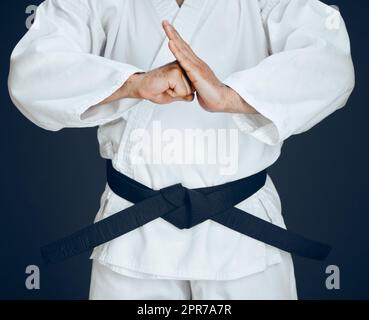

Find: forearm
<box><xmin>96</xmin><ymin>72</ymin><xmax>144</xmax><ymax>106</ymax></box>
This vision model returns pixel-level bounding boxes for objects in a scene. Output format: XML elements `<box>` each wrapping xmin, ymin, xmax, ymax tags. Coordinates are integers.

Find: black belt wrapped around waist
<box><xmin>41</xmin><ymin>160</ymin><xmax>331</xmax><ymax>264</ymax></box>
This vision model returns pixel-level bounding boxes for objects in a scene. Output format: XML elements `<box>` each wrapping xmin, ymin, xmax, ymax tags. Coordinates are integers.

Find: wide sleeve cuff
<box><xmin>77</xmin><ymin>64</ymin><xmax>144</xmax><ymax>125</ymax></box>
<box><xmin>224</xmin><ymin>73</ymin><xmax>286</xmax><ymax>146</ymax></box>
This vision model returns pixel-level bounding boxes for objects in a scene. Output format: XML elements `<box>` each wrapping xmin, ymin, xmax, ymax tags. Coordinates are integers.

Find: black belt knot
<box><xmin>160</xmin><ymin>183</ymin><xmax>215</xmax><ymax>229</ymax></box>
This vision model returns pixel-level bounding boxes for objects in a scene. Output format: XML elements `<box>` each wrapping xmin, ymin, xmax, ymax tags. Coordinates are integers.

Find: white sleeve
<box><xmin>8</xmin><ymin>0</ymin><xmax>143</xmax><ymax>131</ymax></box>
<box><xmin>223</xmin><ymin>0</ymin><xmax>355</xmax><ymax>145</ymax></box>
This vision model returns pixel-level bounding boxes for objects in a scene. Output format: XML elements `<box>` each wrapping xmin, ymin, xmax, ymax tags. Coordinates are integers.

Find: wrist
<box><xmin>223</xmin><ymin>85</ymin><xmax>257</xmax><ymax>114</ymax></box>
<box><xmin>120</xmin><ymin>72</ymin><xmax>146</xmax><ymax>99</ymax></box>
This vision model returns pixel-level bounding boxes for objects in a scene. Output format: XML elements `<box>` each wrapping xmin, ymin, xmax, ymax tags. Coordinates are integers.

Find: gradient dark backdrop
<box><xmin>1</xmin><ymin>1</ymin><xmax>368</xmax><ymax>300</ymax></box>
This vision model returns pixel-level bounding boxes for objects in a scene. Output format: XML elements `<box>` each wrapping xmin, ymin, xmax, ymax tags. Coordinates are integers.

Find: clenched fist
<box><xmin>98</xmin><ymin>61</ymin><xmax>195</xmax><ymax>106</ymax></box>
<box><xmin>127</xmin><ymin>61</ymin><xmax>195</xmax><ymax>104</ymax></box>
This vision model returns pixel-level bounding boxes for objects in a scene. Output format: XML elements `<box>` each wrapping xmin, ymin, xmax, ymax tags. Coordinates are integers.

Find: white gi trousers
<box><xmin>89</xmin><ymin>251</ymin><xmax>298</xmax><ymax>300</ymax></box>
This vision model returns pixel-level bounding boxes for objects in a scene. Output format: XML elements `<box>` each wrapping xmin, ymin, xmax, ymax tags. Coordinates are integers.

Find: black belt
<box><xmin>41</xmin><ymin>160</ymin><xmax>331</xmax><ymax>264</ymax></box>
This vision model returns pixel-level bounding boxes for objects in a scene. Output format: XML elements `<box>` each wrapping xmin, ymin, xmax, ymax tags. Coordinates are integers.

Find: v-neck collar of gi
<box><xmin>150</xmin><ymin>0</ymin><xmax>209</xmax><ymax>43</ymax></box>
<box><xmin>151</xmin><ymin>0</ymin><xmax>180</xmax><ymax>22</ymax></box>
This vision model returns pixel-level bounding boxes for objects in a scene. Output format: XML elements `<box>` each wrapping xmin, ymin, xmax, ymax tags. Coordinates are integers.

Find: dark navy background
<box><xmin>1</xmin><ymin>1</ymin><xmax>368</xmax><ymax>300</ymax></box>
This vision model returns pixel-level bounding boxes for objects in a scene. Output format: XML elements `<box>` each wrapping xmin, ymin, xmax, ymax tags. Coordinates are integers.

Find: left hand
<box><xmin>162</xmin><ymin>20</ymin><xmax>257</xmax><ymax>114</ymax></box>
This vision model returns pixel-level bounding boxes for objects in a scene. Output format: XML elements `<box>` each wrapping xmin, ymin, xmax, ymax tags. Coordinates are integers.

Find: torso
<box><xmin>91</xmin><ymin>0</ymin><xmax>284</xmax><ymax>281</ymax></box>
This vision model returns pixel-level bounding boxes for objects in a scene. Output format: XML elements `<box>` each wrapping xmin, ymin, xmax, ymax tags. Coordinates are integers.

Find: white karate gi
<box><xmin>8</xmin><ymin>0</ymin><xmax>354</xmax><ymax>299</ymax></box>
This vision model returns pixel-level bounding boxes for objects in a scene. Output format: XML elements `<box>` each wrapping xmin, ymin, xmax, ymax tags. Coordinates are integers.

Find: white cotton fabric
<box><xmin>89</xmin><ymin>250</ymin><xmax>298</xmax><ymax>300</ymax></box>
<box><xmin>9</xmin><ymin>0</ymin><xmax>354</xmax><ymax>280</ymax></box>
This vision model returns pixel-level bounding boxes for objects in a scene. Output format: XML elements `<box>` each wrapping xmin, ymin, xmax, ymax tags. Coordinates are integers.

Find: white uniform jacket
<box><xmin>8</xmin><ymin>0</ymin><xmax>355</xmax><ymax>280</ymax></box>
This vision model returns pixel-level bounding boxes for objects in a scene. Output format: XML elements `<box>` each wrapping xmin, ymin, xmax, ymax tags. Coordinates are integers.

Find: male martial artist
<box><xmin>8</xmin><ymin>0</ymin><xmax>354</xmax><ymax>300</ymax></box>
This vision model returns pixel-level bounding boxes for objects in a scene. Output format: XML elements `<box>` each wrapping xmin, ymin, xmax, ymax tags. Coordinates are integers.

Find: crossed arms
<box><xmin>98</xmin><ymin>21</ymin><xmax>257</xmax><ymax>115</ymax></box>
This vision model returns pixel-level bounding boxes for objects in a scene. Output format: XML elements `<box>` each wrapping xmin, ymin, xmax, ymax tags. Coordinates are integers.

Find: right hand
<box><xmin>123</xmin><ymin>61</ymin><xmax>195</xmax><ymax>104</ymax></box>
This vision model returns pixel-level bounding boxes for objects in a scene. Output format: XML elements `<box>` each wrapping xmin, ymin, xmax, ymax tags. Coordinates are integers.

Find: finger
<box><xmin>182</xmin><ymin>93</ymin><xmax>195</xmax><ymax>102</ymax></box>
<box><xmin>166</xmin><ymin>77</ymin><xmax>190</xmax><ymax>98</ymax></box>
<box><xmin>166</xmin><ymin>88</ymin><xmax>177</xmax><ymax>98</ymax></box>
<box><xmin>168</xmin><ymin>39</ymin><xmax>193</xmax><ymax>63</ymax></box>
<box><xmin>163</xmin><ymin>21</ymin><xmax>203</xmax><ymax>77</ymax></box>
<box><xmin>179</xmin><ymin>64</ymin><xmax>196</xmax><ymax>93</ymax></box>
<box><xmin>156</xmin><ymin>93</ymin><xmax>175</xmax><ymax>104</ymax></box>
<box><xmin>168</xmin><ymin>40</ymin><xmax>195</xmax><ymax>73</ymax></box>
<box><xmin>163</xmin><ymin>22</ymin><xmax>198</xmax><ymax>59</ymax></box>
<box><xmin>163</xmin><ymin>20</ymin><xmax>188</xmax><ymax>48</ymax></box>
<box><xmin>163</xmin><ymin>21</ymin><xmax>194</xmax><ymax>55</ymax></box>
<box><xmin>171</xmin><ymin>80</ymin><xmax>190</xmax><ymax>98</ymax></box>
<box><xmin>180</xmin><ymin>72</ymin><xmax>193</xmax><ymax>96</ymax></box>
<box><xmin>169</xmin><ymin>94</ymin><xmax>195</xmax><ymax>103</ymax></box>
<box><xmin>162</xmin><ymin>20</ymin><xmax>179</xmax><ymax>42</ymax></box>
